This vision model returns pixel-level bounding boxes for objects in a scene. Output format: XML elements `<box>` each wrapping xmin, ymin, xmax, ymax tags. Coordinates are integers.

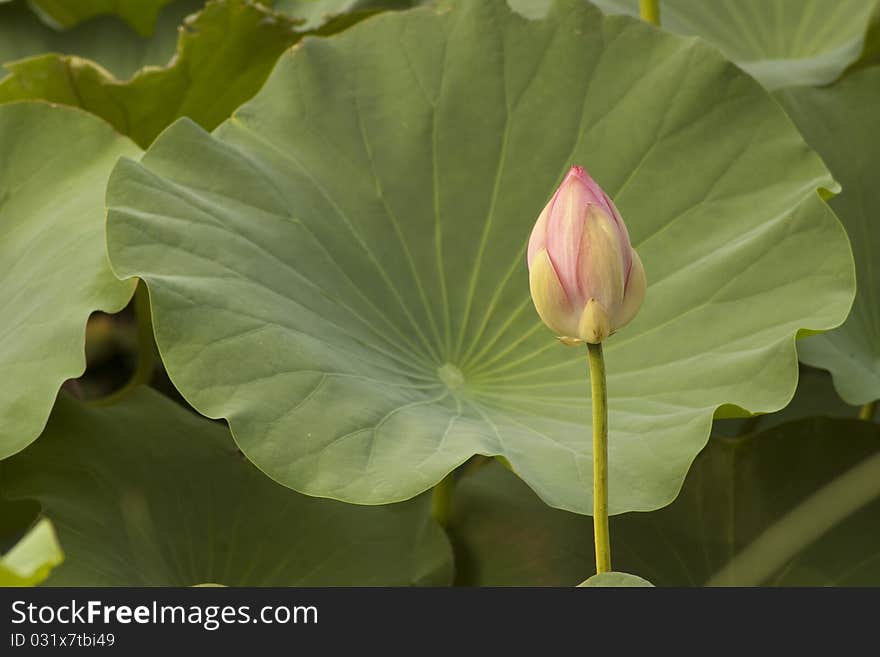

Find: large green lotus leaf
<box><xmin>0</xmin><ymin>518</ymin><xmax>63</xmax><ymax>586</ymax></box>
<box><xmin>105</xmin><ymin>0</ymin><xmax>853</xmax><ymax>514</ymax></box>
<box><xmin>28</xmin><ymin>0</ymin><xmax>176</xmax><ymax>36</ymax></box>
<box><xmin>587</xmin><ymin>0</ymin><xmax>880</xmax><ymax>90</ymax></box>
<box><xmin>0</xmin><ymin>388</ymin><xmax>452</xmax><ymax>586</ymax></box>
<box><xmin>0</xmin><ymin>0</ymin><xmax>201</xmax><ymax>79</ymax></box>
<box><xmin>0</xmin><ymin>1</ymin><xmax>310</xmax><ymax>149</ymax></box>
<box><xmin>451</xmin><ymin>419</ymin><xmax>880</xmax><ymax>586</ymax></box>
<box><xmin>0</xmin><ymin>102</ymin><xmax>138</xmax><ymax>460</ymax></box>
<box><xmin>776</xmin><ymin>69</ymin><xmax>880</xmax><ymax>406</ymax></box>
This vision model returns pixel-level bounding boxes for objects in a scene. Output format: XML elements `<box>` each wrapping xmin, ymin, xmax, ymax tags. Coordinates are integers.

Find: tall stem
<box><xmin>859</xmin><ymin>401</ymin><xmax>877</xmax><ymax>421</ymax></box>
<box><xmin>737</xmin><ymin>414</ymin><xmax>762</xmax><ymax>436</ymax></box>
<box><xmin>431</xmin><ymin>472</ymin><xmax>454</xmax><ymax>528</ymax></box>
<box><xmin>90</xmin><ymin>281</ymin><xmax>155</xmax><ymax>406</ymax></box>
<box><xmin>129</xmin><ymin>281</ymin><xmax>156</xmax><ymax>388</ymax></box>
<box><xmin>639</xmin><ymin>0</ymin><xmax>660</xmax><ymax>25</ymax></box>
<box><xmin>587</xmin><ymin>341</ymin><xmax>611</xmax><ymax>573</ymax></box>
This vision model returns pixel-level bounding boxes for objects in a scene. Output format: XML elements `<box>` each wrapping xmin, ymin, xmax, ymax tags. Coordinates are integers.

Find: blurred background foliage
<box><xmin>1</xmin><ymin>0</ymin><xmax>879</xmax><ymax>586</ymax></box>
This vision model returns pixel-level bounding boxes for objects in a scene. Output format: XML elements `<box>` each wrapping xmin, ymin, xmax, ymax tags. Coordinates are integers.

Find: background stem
<box><xmin>639</xmin><ymin>0</ymin><xmax>660</xmax><ymax>25</ymax></box>
<box><xmin>431</xmin><ymin>472</ymin><xmax>454</xmax><ymax>528</ymax></box>
<box><xmin>90</xmin><ymin>281</ymin><xmax>155</xmax><ymax>405</ymax></box>
<box><xmin>859</xmin><ymin>401</ymin><xmax>877</xmax><ymax>421</ymax></box>
<box><xmin>587</xmin><ymin>341</ymin><xmax>611</xmax><ymax>573</ymax></box>
<box><xmin>707</xmin><ymin>451</ymin><xmax>880</xmax><ymax>586</ymax></box>
<box><xmin>738</xmin><ymin>414</ymin><xmax>762</xmax><ymax>436</ymax></box>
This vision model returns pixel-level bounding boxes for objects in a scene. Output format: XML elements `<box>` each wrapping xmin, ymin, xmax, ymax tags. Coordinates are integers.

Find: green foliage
<box><xmin>275</xmin><ymin>0</ymin><xmax>422</xmax><ymax>28</ymax></box>
<box><xmin>0</xmin><ymin>0</ymin><xmax>876</xmax><ymax>588</ymax></box>
<box><xmin>1</xmin><ymin>389</ymin><xmax>453</xmax><ymax>585</ymax></box>
<box><xmin>0</xmin><ymin>0</ymin><xmax>201</xmax><ymax>79</ymax></box>
<box><xmin>450</xmin><ymin>419</ymin><xmax>880</xmax><ymax>586</ymax></box>
<box><xmin>0</xmin><ymin>1</ymin><xmax>306</xmax><ymax>148</ymax></box>
<box><xmin>589</xmin><ymin>0</ymin><xmax>880</xmax><ymax>89</ymax></box>
<box><xmin>0</xmin><ymin>1</ymin><xmax>410</xmax><ymax>149</ymax></box>
<box><xmin>28</xmin><ymin>0</ymin><xmax>176</xmax><ymax>36</ymax></box>
<box><xmin>713</xmin><ymin>366</ymin><xmax>861</xmax><ymax>437</ymax></box>
<box><xmin>105</xmin><ymin>0</ymin><xmax>852</xmax><ymax>515</ymax></box>
<box><xmin>777</xmin><ymin>68</ymin><xmax>880</xmax><ymax>405</ymax></box>
<box><xmin>0</xmin><ymin>103</ymin><xmax>138</xmax><ymax>460</ymax></box>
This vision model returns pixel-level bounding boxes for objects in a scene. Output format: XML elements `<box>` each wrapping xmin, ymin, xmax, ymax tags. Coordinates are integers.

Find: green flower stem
<box><xmin>90</xmin><ymin>281</ymin><xmax>155</xmax><ymax>406</ymax></box>
<box><xmin>859</xmin><ymin>401</ymin><xmax>877</xmax><ymax>421</ymax></box>
<box><xmin>587</xmin><ymin>341</ymin><xmax>611</xmax><ymax>574</ymax></box>
<box><xmin>431</xmin><ymin>472</ymin><xmax>455</xmax><ymax>528</ymax></box>
<box><xmin>639</xmin><ymin>0</ymin><xmax>660</xmax><ymax>26</ymax></box>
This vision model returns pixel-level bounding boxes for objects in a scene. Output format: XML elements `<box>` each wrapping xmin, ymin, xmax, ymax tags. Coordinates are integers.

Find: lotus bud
<box><xmin>527</xmin><ymin>166</ymin><xmax>646</xmax><ymax>344</ymax></box>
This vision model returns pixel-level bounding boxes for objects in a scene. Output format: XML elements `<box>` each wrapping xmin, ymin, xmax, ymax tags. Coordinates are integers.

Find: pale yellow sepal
<box><xmin>579</xmin><ymin>205</ymin><xmax>626</xmax><ymax>312</ymax></box>
<box><xmin>612</xmin><ymin>249</ymin><xmax>646</xmax><ymax>330</ymax></box>
<box><xmin>577</xmin><ymin>298</ymin><xmax>611</xmax><ymax>344</ymax></box>
<box><xmin>529</xmin><ymin>248</ymin><xmax>574</xmax><ymax>337</ymax></box>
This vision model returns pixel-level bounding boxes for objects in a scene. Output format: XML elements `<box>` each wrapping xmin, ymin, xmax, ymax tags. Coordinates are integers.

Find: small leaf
<box><xmin>0</xmin><ymin>518</ymin><xmax>63</xmax><ymax>587</ymax></box>
<box><xmin>0</xmin><ymin>388</ymin><xmax>453</xmax><ymax>586</ymax></box>
<box><xmin>577</xmin><ymin>572</ymin><xmax>653</xmax><ymax>587</ymax></box>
